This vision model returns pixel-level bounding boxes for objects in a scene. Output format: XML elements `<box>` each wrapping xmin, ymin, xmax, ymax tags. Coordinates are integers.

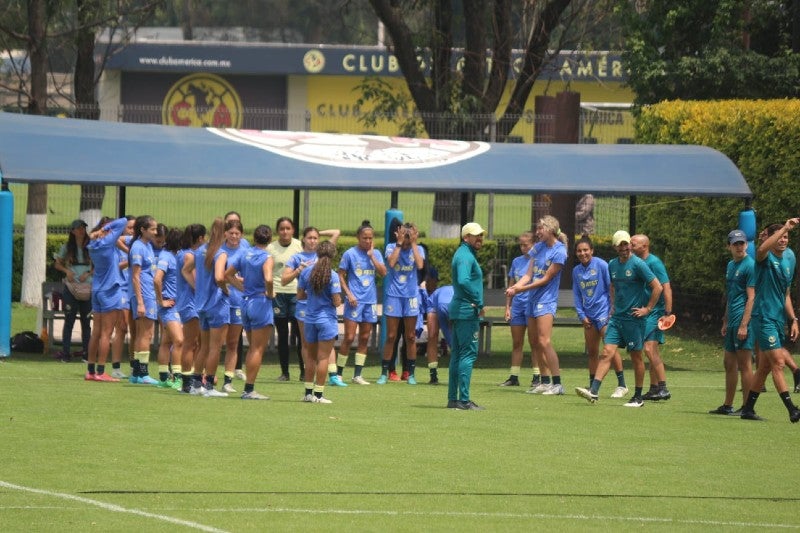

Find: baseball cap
<box><xmin>728</xmin><ymin>229</ymin><xmax>747</xmax><ymax>244</ymax></box>
<box><xmin>612</xmin><ymin>230</ymin><xmax>631</xmax><ymax>247</ymax></box>
<box><xmin>70</xmin><ymin>219</ymin><xmax>88</xmax><ymax>230</ymax></box>
<box><xmin>461</xmin><ymin>222</ymin><xmax>485</xmax><ymax>238</ymax></box>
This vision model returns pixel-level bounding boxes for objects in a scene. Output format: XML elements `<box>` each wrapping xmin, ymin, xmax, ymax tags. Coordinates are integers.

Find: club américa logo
<box><xmin>162</xmin><ymin>73</ymin><xmax>243</xmax><ymax>128</ymax></box>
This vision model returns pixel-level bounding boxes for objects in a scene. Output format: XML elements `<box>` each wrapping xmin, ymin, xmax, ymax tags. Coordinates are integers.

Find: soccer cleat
<box><xmin>428</xmin><ymin>376</ymin><xmax>440</xmax><ymax>385</ymax></box>
<box><xmin>740</xmin><ymin>410</ymin><xmax>765</xmax><ymax>421</ymax></box>
<box><xmin>234</xmin><ymin>369</ymin><xmax>246</xmax><ymax>380</ymax></box>
<box><xmin>84</xmin><ymin>373</ymin><xmax>97</xmax><ymax>381</ymax></box>
<box><xmin>110</xmin><ymin>369</ymin><xmax>127</xmax><ymax>379</ymax></box>
<box><xmin>656</xmin><ymin>388</ymin><xmax>672</xmax><ymax>401</ymax></box>
<box><xmin>709</xmin><ymin>405</ymin><xmax>734</xmax><ymax>415</ymax></box>
<box><xmin>455</xmin><ymin>400</ymin><xmax>485</xmax><ymax>411</ymax></box>
<box><xmin>222</xmin><ymin>383</ymin><xmax>237</xmax><ymax>393</ymax></box>
<box><xmin>575</xmin><ymin>387</ymin><xmax>598</xmax><ymax>403</ymax></box>
<box><xmin>530</xmin><ymin>375</ymin><xmax>541</xmax><ymax>388</ymax></box>
<box><xmin>623</xmin><ymin>397</ymin><xmax>644</xmax><ymax>408</ymax></box>
<box><xmin>301</xmin><ymin>393</ymin><xmax>314</xmax><ymax>403</ymax></box>
<box><xmin>400</xmin><ymin>371</ymin><xmax>409</xmax><ymax>381</ymax></box>
<box><xmin>328</xmin><ymin>375</ymin><xmax>349</xmax><ymax>387</ymax></box>
<box><xmin>790</xmin><ymin>408</ymin><xmax>800</xmax><ymax>423</ymax></box>
<box><xmin>543</xmin><ymin>384</ymin><xmax>564</xmax><ymax>395</ymax></box>
<box><xmin>610</xmin><ymin>386</ymin><xmax>629</xmax><ymax>399</ymax></box>
<box><xmin>388</xmin><ymin>371</ymin><xmax>401</xmax><ymax>382</ymax></box>
<box><xmin>277</xmin><ymin>374</ymin><xmax>290</xmax><ymax>382</ymax></box>
<box><xmin>312</xmin><ymin>396</ymin><xmax>333</xmax><ymax>404</ymax></box>
<box><xmin>205</xmin><ymin>388</ymin><xmax>229</xmax><ymax>398</ymax></box>
<box><xmin>407</xmin><ymin>375</ymin><xmax>417</xmax><ymax>385</ymax></box>
<box><xmin>169</xmin><ymin>378</ymin><xmax>183</xmax><ymax>390</ymax></box>
<box><xmin>376</xmin><ymin>374</ymin><xmax>388</xmax><ymax>385</ymax></box>
<box><xmin>241</xmin><ymin>391</ymin><xmax>270</xmax><ymax>400</ymax></box>
<box><xmin>641</xmin><ymin>389</ymin><xmax>660</xmax><ymax>401</ymax></box>
<box><xmin>526</xmin><ymin>383</ymin><xmax>551</xmax><ymax>394</ymax></box>
<box><xmin>156</xmin><ymin>380</ymin><xmax>174</xmax><ymax>388</ymax></box>
<box><xmin>189</xmin><ymin>385</ymin><xmax>205</xmax><ymax>396</ymax></box>
<box><xmin>138</xmin><ymin>375</ymin><xmax>159</xmax><ymax>385</ymax></box>
<box><xmin>351</xmin><ymin>376</ymin><xmax>370</xmax><ymax>385</ymax></box>
<box><xmin>128</xmin><ymin>375</ymin><xmax>140</xmax><ymax>384</ymax></box>
<box><xmin>499</xmin><ymin>377</ymin><xmax>520</xmax><ymax>387</ymax></box>
<box><xmin>794</xmin><ymin>384</ymin><xmax>800</xmax><ymax>394</ymax></box>
<box><xmin>93</xmin><ymin>373</ymin><xmax>120</xmax><ymax>383</ymax></box>
<box><xmin>447</xmin><ymin>400</ymin><xmax>460</xmax><ymax>409</ymax></box>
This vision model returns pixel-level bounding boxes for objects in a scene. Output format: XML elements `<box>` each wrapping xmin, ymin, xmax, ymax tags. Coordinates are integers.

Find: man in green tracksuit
<box><xmin>448</xmin><ymin>222</ymin><xmax>486</xmax><ymax>410</ymax></box>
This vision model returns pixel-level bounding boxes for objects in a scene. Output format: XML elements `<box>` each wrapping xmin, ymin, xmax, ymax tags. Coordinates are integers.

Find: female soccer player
<box><xmin>154</xmin><ymin>227</ymin><xmax>185</xmax><ymax>389</ymax></box>
<box><xmin>336</xmin><ymin>220</ymin><xmax>387</xmax><ymax>385</ymax></box>
<box><xmin>128</xmin><ymin>215</ymin><xmax>159</xmax><ymax>384</ymax></box>
<box><xmin>297</xmin><ymin>241</ymin><xmax>342</xmax><ymax>404</ymax></box>
<box><xmin>506</xmin><ymin>215</ymin><xmax>568</xmax><ymax>395</ymax></box>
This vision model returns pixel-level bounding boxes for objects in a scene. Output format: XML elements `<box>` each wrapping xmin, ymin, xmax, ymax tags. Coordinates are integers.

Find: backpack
<box><xmin>10</xmin><ymin>331</ymin><xmax>44</xmax><ymax>353</ymax></box>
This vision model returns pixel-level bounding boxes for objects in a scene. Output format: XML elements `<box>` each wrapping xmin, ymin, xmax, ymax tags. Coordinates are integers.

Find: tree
<box><xmin>364</xmin><ymin>0</ymin><xmax>602</xmax><ymax>237</ymax></box>
<box><xmin>617</xmin><ymin>0</ymin><xmax>800</xmax><ymax>106</ymax></box>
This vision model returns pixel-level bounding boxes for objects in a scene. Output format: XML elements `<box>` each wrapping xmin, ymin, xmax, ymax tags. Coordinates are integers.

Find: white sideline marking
<box><xmin>0</xmin><ymin>481</ymin><xmax>229</xmax><ymax>533</ymax></box>
<box><xmin>2</xmin><ymin>504</ymin><xmax>798</xmax><ymax>529</ymax></box>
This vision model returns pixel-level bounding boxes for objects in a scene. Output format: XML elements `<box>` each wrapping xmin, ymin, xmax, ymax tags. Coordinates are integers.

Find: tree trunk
<box><xmin>20</xmin><ymin>0</ymin><xmax>48</xmax><ymax>309</ymax></box>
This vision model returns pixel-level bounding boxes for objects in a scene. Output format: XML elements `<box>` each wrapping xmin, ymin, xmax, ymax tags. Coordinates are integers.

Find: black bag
<box><xmin>10</xmin><ymin>331</ymin><xmax>44</xmax><ymax>353</ymax></box>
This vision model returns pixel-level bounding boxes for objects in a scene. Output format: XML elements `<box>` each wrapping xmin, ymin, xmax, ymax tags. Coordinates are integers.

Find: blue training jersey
<box><xmin>572</xmin><ymin>256</ymin><xmax>611</xmax><ymax>322</ymax></box>
<box><xmin>130</xmin><ymin>239</ymin><xmax>157</xmax><ymax>300</ymax></box>
<box><xmin>528</xmin><ymin>240</ymin><xmax>566</xmax><ymax>305</ymax></box>
<box><xmin>339</xmin><ymin>246</ymin><xmax>384</xmax><ymax>304</ymax></box>
<box><xmin>194</xmin><ymin>244</ymin><xmax>225</xmax><ymax>312</ymax></box>
<box><xmin>88</xmin><ymin>217</ymin><xmax>128</xmax><ymax>293</ymax></box>
<box><xmin>726</xmin><ymin>255</ymin><xmax>756</xmax><ymax>325</ymax></box>
<box><xmin>385</xmin><ymin>243</ymin><xmax>425</xmax><ymax>298</ymax></box>
<box><xmin>156</xmin><ymin>249</ymin><xmax>178</xmax><ymax>301</ymax></box>
<box><xmin>229</xmin><ymin>247</ymin><xmax>271</xmax><ymax>299</ymax></box>
<box><xmin>298</xmin><ymin>267</ymin><xmax>341</xmax><ymax>324</ymax></box>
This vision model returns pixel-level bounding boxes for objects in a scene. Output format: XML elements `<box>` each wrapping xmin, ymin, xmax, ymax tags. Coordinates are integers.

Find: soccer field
<box><xmin>1</xmin><ymin>336</ymin><xmax>799</xmax><ymax>532</ymax></box>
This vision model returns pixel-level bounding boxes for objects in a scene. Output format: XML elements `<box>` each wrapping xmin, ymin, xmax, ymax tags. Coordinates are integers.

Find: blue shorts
<box><xmin>158</xmin><ymin>306</ymin><xmax>181</xmax><ymax>324</ymax></box>
<box><xmin>754</xmin><ymin>316</ymin><xmax>785</xmax><ymax>352</ymax></box>
<box><xmin>179</xmin><ymin>303</ymin><xmax>198</xmax><ymax>323</ymax></box>
<box><xmin>343</xmin><ymin>302</ymin><xmax>378</xmax><ymax>324</ymax></box>
<box><xmin>724</xmin><ymin>321</ymin><xmax>754</xmax><ymax>352</ymax></box>
<box><xmin>587</xmin><ymin>315</ymin><xmax>610</xmax><ymax>332</ymax></box>
<box><xmin>273</xmin><ymin>292</ymin><xmax>296</xmax><ymax>319</ymax></box>
<box><xmin>509</xmin><ymin>302</ymin><xmax>528</xmax><ymax>326</ymax></box>
<box><xmin>304</xmin><ymin>320</ymin><xmax>338</xmax><ymax>343</ymax></box>
<box><xmin>295</xmin><ymin>301</ymin><xmax>307</xmax><ymax>323</ymax></box>
<box><xmin>644</xmin><ymin>313</ymin><xmax>665</xmax><ymax>344</ymax></box>
<box><xmin>132</xmin><ymin>295</ymin><xmax>158</xmax><ymax>321</ymax></box>
<box><xmin>383</xmin><ymin>295</ymin><xmax>420</xmax><ymax>318</ymax></box>
<box><xmin>229</xmin><ymin>306</ymin><xmax>243</xmax><ymax>326</ymax></box>
<box><xmin>605</xmin><ymin>316</ymin><xmax>646</xmax><ymax>352</ymax></box>
<box><xmin>527</xmin><ymin>300</ymin><xmax>557</xmax><ymax>319</ymax></box>
<box><xmin>91</xmin><ymin>286</ymin><xmax>127</xmax><ymax>313</ymax></box>
<box><xmin>434</xmin><ymin>314</ymin><xmax>453</xmax><ymax>347</ymax></box>
<box><xmin>242</xmin><ymin>296</ymin><xmax>274</xmax><ymax>331</ymax></box>
<box><xmin>199</xmin><ymin>301</ymin><xmax>230</xmax><ymax>331</ymax></box>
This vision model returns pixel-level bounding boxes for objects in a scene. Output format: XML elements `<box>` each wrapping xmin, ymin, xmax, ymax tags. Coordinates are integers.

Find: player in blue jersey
<box><xmin>576</xmin><ymin>230</ymin><xmax>662</xmax><ymax>407</ymax></box>
<box><xmin>282</xmin><ymin>227</ymin><xmax>341</xmax><ymax>389</ymax></box>
<box><xmin>709</xmin><ymin>229</ymin><xmax>756</xmax><ymax>415</ymax></box>
<box><xmin>506</xmin><ymin>215</ymin><xmax>569</xmax><ymax>395</ymax></box>
<box><xmin>377</xmin><ymin>222</ymin><xmax>426</xmax><ymax>385</ymax></box>
<box><xmin>109</xmin><ymin>216</ymin><xmax>135</xmax><ymax>379</ymax></box>
<box><xmin>631</xmin><ymin>234</ymin><xmax>673</xmax><ymax>401</ymax></box>
<box><xmin>128</xmin><ymin>215</ymin><xmax>159</xmax><ymax>385</ymax></box>
<box><xmin>225</xmin><ymin>224</ymin><xmax>274</xmax><ymax>400</ymax></box>
<box><xmin>220</xmin><ymin>218</ymin><xmax>248</xmax><ymax>393</ymax></box>
<box><xmin>297</xmin><ymin>240</ymin><xmax>342</xmax><ymax>404</ymax></box>
<box><xmin>184</xmin><ymin>217</ymin><xmax>229</xmax><ymax>397</ymax></box>
<box><xmin>573</xmin><ymin>235</ymin><xmax>628</xmax><ymax>398</ymax></box>
<box><xmin>85</xmin><ymin>217</ymin><xmax>129</xmax><ymax>382</ymax></box>
<box><xmin>740</xmin><ymin>219</ymin><xmax>800</xmax><ymax>422</ymax></box>
<box><xmin>154</xmin><ymin>228</ymin><xmax>184</xmax><ymax>389</ymax></box>
<box><xmin>176</xmin><ymin>223</ymin><xmax>206</xmax><ymax>393</ymax></box>
<box><xmin>500</xmin><ymin>231</ymin><xmax>540</xmax><ymax>387</ymax></box>
<box><xmin>336</xmin><ymin>220</ymin><xmax>387</xmax><ymax>385</ymax></box>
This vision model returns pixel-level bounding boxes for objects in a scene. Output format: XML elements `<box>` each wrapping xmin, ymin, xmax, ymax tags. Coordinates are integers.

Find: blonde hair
<box><xmin>538</xmin><ymin>215</ymin><xmax>569</xmax><ymax>247</ymax></box>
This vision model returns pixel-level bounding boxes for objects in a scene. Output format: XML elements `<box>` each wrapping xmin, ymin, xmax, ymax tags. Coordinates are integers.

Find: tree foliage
<box><xmin>617</xmin><ymin>0</ymin><xmax>800</xmax><ymax>105</ymax></box>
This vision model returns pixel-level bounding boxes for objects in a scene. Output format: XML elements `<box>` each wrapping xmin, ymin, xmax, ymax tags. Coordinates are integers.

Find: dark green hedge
<box><xmin>12</xmin><ymin>234</ymin><xmax>67</xmax><ymax>300</ymax></box>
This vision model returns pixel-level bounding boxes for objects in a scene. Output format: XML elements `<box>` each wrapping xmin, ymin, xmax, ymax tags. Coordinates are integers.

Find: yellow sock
<box><xmin>533</xmin><ymin>367</ymin><xmax>541</xmax><ymax>375</ymax></box>
<box><xmin>224</xmin><ymin>371</ymin><xmax>234</xmax><ymax>379</ymax></box>
<box><xmin>327</xmin><ymin>363</ymin><xmax>337</xmax><ymax>374</ymax></box>
<box><xmin>158</xmin><ymin>364</ymin><xmax>169</xmax><ymax>375</ymax></box>
<box><xmin>305</xmin><ymin>382</ymin><xmax>314</xmax><ymax>390</ymax></box>
<box><xmin>337</xmin><ymin>354</ymin><xmax>349</xmax><ymax>368</ymax></box>
<box><xmin>313</xmin><ymin>384</ymin><xmax>325</xmax><ymax>395</ymax></box>
<box><xmin>510</xmin><ymin>366</ymin><xmax>521</xmax><ymax>377</ymax></box>
<box><xmin>135</xmin><ymin>350</ymin><xmax>150</xmax><ymax>364</ymax></box>
<box><xmin>428</xmin><ymin>361</ymin><xmax>438</xmax><ymax>369</ymax></box>
<box><xmin>355</xmin><ymin>353</ymin><xmax>367</xmax><ymax>366</ymax></box>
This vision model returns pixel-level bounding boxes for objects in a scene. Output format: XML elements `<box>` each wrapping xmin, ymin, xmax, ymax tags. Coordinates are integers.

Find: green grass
<box><xmin>9</xmin><ymin>183</ymin><xmax>629</xmax><ymax>238</ymax></box>
<box><xmin>2</xmin><ymin>312</ymin><xmax>799</xmax><ymax>531</ymax></box>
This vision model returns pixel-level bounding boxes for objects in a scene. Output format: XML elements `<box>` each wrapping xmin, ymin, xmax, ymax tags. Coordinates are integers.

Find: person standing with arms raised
<box><xmin>447</xmin><ymin>222</ymin><xmax>486</xmax><ymax>411</ymax></box>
